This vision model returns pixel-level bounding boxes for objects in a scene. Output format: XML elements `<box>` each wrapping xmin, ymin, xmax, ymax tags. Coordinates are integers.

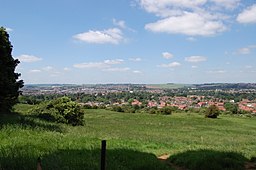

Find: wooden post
<box><xmin>37</xmin><ymin>157</ymin><xmax>42</xmax><ymax>170</ymax></box>
<box><xmin>101</xmin><ymin>140</ymin><xmax>106</xmax><ymax>170</ymax></box>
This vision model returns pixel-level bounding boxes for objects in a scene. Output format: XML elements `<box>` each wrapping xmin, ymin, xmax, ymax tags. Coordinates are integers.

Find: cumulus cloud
<box><xmin>103</xmin><ymin>67</ymin><xmax>130</xmax><ymax>72</ymax></box>
<box><xmin>187</xmin><ymin>37</ymin><xmax>197</xmax><ymax>42</ymax></box>
<box><xmin>162</xmin><ymin>52</ymin><xmax>173</xmax><ymax>59</ymax></box>
<box><xmin>104</xmin><ymin>59</ymin><xmax>124</xmax><ymax>65</ymax></box>
<box><xmin>185</xmin><ymin>56</ymin><xmax>207</xmax><ymax>63</ymax></box>
<box><xmin>73</xmin><ymin>59</ymin><xmax>124</xmax><ymax>69</ymax></box>
<box><xmin>6</xmin><ymin>27</ymin><xmax>13</xmax><ymax>32</ymax></box>
<box><xmin>29</xmin><ymin>69</ymin><xmax>41</xmax><ymax>73</ymax></box>
<box><xmin>73</xmin><ymin>28</ymin><xmax>123</xmax><ymax>44</ymax></box>
<box><xmin>238</xmin><ymin>47</ymin><xmax>250</xmax><ymax>55</ymax></box>
<box><xmin>138</xmin><ymin>0</ymin><xmax>240</xmax><ymax>36</ymax></box>
<box><xmin>113</xmin><ymin>19</ymin><xmax>126</xmax><ymax>29</ymax></box>
<box><xmin>139</xmin><ymin>0</ymin><xmax>206</xmax><ymax>17</ymax></box>
<box><xmin>74</xmin><ymin>62</ymin><xmax>108</xmax><ymax>69</ymax></box>
<box><xmin>158</xmin><ymin>62</ymin><xmax>181</xmax><ymax>68</ymax></box>
<box><xmin>145</xmin><ymin>12</ymin><xmax>226</xmax><ymax>36</ymax></box>
<box><xmin>133</xmin><ymin>70</ymin><xmax>143</xmax><ymax>74</ymax></box>
<box><xmin>245</xmin><ymin>65</ymin><xmax>253</xmax><ymax>69</ymax></box>
<box><xmin>43</xmin><ymin>66</ymin><xmax>54</xmax><ymax>71</ymax></box>
<box><xmin>208</xmin><ymin>70</ymin><xmax>226</xmax><ymax>74</ymax></box>
<box><xmin>237</xmin><ymin>45</ymin><xmax>256</xmax><ymax>55</ymax></box>
<box><xmin>64</xmin><ymin>67</ymin><xmax>71</xmax><ymax>71</ymax></box>
<box><xmin>17</xmin><ymin>54</ymin><xmax>42</xmax><ymax>63</ymax></box>
<box><xmin>129</xmin><ymin>57</ymin><xmax>142</xmax><ymax>62</ymax></box>
<box><xmin>237</xmin><ymin>4</ymin><xmax>256</xmax><ymax>24</ymax></box>
<box><xmin>211</xmin><ymin>0</ymin><xmax>240</xmax><ymax>9</ymax></box>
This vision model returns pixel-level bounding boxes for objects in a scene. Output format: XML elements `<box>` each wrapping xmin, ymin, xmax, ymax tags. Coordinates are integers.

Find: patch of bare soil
<box><xmin>157</xmin><ymin>154</ymin><xmax>187</xmax><ymax>170</ymax></box>
<box><xmin>245</xmin><ymin>161</ymin><xmax>256</xmax><ymax>170</ymax></box>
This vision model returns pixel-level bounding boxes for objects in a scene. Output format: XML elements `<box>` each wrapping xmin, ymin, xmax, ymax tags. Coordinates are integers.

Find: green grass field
<box><xmin>146</xmin><ymin>84</ymin><xmax>189</xmax><ymax>89</ymax></box>
<box><xmin>0</xmin><ymin>104</ymin><xmax>256</xmax><ymax>169</ymax></box>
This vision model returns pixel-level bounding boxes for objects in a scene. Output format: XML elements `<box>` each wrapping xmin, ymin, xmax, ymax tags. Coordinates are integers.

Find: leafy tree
<box><xmin>0</xmin><ymin>27</ymin><xmax>24</xmax><ymax>113</ymax></box>
<box><xmin>30</xmin><ymin>97</ymin><xmax>85</xmax><ymax>126</ymax></box>
<box><xmin>158</xmin><ymin>106</ymin><xmax>173</xmax><ymax>115</ymax></box>
<box><xmin>224</xmin><ymin>102</ymin><xmax>238</xmax><ymax>114</ymax></box>
<box><xmin>205</xmin><ymin>105</ymin><xmax>220</xmax><ymax>118</ymax></box>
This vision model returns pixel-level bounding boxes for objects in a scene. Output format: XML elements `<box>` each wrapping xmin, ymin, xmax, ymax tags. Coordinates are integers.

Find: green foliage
<box><xmin>0</xmin><ymin>27</ymin><xmax>24</xmax><ymax>113</ymax></box>
<box><xmin>158</xmin><ymin>106</ymin><xmax>173</xmax><ymax>115</ymax></box>
<box><xmin>29</xmin><ymin>97</ymin><xmax>85</xmax><ymax>126</ymax></box>
<box><xmin>205</xmin><ymin>105</ymin><xmax>220</xmax><ymax>118</ymax></box>
<box><xmin>224</xmin><ymin>102</ymin><xmax>238</xmax><ymax>114</ymax></box>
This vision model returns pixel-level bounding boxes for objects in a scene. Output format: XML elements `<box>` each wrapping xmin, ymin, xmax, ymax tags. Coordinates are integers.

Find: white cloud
<box><xmin>145</xmin><ymin>12</ymin><xmax>226</xmax><ymax>36</ymax></box>
<box><xmin>159</xmin><ymin>62</ymin><xmax>181</xmax><ymax>68</ymax></box>
<box><xmin>73</xmin><ymin>59</ymin><xmax>124</xmax><ymax>69</ymax></box>
<box><xmin>192</xmin><ymin>65</ymin><xmax>198</xmax><ymax>69</ymax></box>
<box><xmin>138</xmin><ymin>0</ymin><xmax>240</xmax><ymax>36</ymax></box>
<box><xmin>6</xmin><ymin>27</ymin><xmax>13</xmax><ymax>32</ymax></box>
<box><xmin>238</xmin><ymin>47</ymin><xmax>250</xmax><ymax>55</ymax></box>
<box><xmin>74</xmin><ymin>62</ymin><xmax>109</xmax><ymax>69</ymax></box>
<box><xmin>185</xmin><ymin>56</ymin><xmax>207</xmax><ymax>63</ymax></box>
<box><xmin>43</xmin><ymin>66</ymin><xmax>54</xmax><ymax>71</ymax></box>
<box><xmin>73</xmin><ymin>28</ymin><xmax>123</xmax><ymax>44</ymax></box>
<box><xmin>208</xmin><ymin>70</ymin><xmax>226</xmax><ymax>74</ymax></box>
<box><xmin>129</xmin><ymin>57</ymin><xmax>142</xmax><ymax>62</ymax></box>
<box><xmin>237</xmin><ymin>4</ymin><xmax>256</xmax><ymax>24</ymax></box>
<box><xmin>29</xmin><ymin>69</ymin><xmax>41</xmax><ymax>73</ymax></box>
<box><xmin>162</xmin><ymin>52</ymin><xmax>173</xmax><ymax>59</ymax></box>
<box><xmin>113</xmin><ymin>19</ymin><xmax>126</xmax><ymax>29</ymax></box>
<box><xmin>139</xmin><ymin>0</ymin><xmax>207</xmax><ymax>17</ymax></box>
<box><xmin>211</xmin><ymin>0</ymin><xmax>240</xmax><ymax>9</ymax></box>
<box><xmin>103</xmin><ymin>67</ymin><xmax>130</xmax><ymax>72</ymax></box>
<box><xmin>104</xmin><ymin>59</ymin><xmax>124</xmax><ymax>65</ymax></box>
<box><xmin>64</xmin><ymin>67</ymin><xmax>71</xmax><ymax>71</ymax></box>
<box><xmin>187</xmin><ymin>37</ymin><xmax>197</xmax><ymax>42</ymax></box>
<box><xmin>133</xmin><ymin>70</ymin><xmax>143</xmax><ymax>74</ymax></box>
<box><xmin>17</xmin><ymin>54</ymin><xmax>42</xmax><ymax>63</ymax></box>
<box><xmin>245</xmin><ymin>65</ymin><xmax>253</xmax><ymax>69</ymax></box>
<box><xmin>237</xmin><ymin>45</ymin><xmax>256</xmax><ymax>55</ymax></box>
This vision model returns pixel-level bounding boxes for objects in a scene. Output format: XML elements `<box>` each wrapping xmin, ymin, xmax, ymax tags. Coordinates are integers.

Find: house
<box><xmin>131</xmin><ymin>99</ymin><xmax>142</xmax><ymax>106</ymax></box>
<box><xmin>147</xmin><ymin>101</ymin><xmax>157</xmax><ymax>107</ymax></box>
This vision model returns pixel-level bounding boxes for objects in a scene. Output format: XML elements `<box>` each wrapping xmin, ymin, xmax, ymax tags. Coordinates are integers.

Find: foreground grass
<box><xmin>0</xmin><ymin>104</ymin><xmax>256</xmax><ymax>169</ymax></box>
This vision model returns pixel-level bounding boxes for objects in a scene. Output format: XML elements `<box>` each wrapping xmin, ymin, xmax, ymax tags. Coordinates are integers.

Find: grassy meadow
<box><xmin>0</xmin><ymin>104</ymin><xmax>256</xmax><ymax>169</ymax></box>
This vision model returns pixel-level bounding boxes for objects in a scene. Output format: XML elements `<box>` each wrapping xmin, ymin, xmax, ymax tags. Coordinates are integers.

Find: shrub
<box><xmin>29</xmin><ymin>97</ymin><xmax>85</xmax><ymax>126</ymax></box>
<box><xmin>158</xmin><ymin>106</ymin><xmax>173</xmax><ymax>115</ymax></box>
<box><xmin>205</xmin><ymin>105</ymin><xmax>220</xmax><ymax>118</ymax></box>
<box><xmin>110</xmin><ymin>105</ymin><xmax>124</xmax><ymax>112</ymax></box>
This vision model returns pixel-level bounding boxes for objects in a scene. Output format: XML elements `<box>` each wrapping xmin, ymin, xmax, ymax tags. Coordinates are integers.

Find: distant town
<box><xmin>21</xmin><ymin>83</ymin><xmax>256</xmax><ymax>114</ymax></box>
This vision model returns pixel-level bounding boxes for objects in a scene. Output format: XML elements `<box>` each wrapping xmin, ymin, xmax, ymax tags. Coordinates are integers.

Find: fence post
<box><xmin>101</xmin><ymin>140</ymin><xmax>106</xmax><ymax>170</ymax></box>
<box><xmin>37</xmin><ymin>157</ymin><xmax>42</xmax><ymax>170</ymax></box>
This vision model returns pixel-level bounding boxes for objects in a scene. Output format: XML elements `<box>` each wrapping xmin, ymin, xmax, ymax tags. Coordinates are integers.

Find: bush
<box><xmin>110</xmin><ymin>105</ymin><xmax>124</xmax><ymax>112</ymax></box>
<box><xmin>29</xmin><ymin>97</ymin><xmax>85</xmax><ymax>126</ymax></box>
<box><xmin>205</xmin><ymin>105</ymin><xmax>220</xmax><ymax>118</ymax></box>
<box><xmin>158</xmin><ymin>106</ymin><xmax>173</xmax><ymax>115</ymax></box>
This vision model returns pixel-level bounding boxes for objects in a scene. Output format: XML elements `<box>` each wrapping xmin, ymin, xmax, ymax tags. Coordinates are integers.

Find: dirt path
<box><xmin>157</xmin><ymin>153</ymin><xmax>256</xmax><ymax>170</ymax></box>
<box><xmin>245</xmin><ymin>161</ymin><xmax>256</xmax><ymax>170</ymax></box>
<box><xmin>157</xmin><ymin>154</ymin><xmax>187</xmax><ymax>170</ymax></box>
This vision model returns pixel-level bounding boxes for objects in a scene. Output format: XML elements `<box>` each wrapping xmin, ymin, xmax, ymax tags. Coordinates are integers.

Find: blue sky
<box><xmin>1</xmin><ymin>0</ymin><xmax>256</xmax><ymax>84</ymax></box>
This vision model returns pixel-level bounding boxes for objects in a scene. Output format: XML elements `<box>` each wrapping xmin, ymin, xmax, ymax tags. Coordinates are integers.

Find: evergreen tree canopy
<box><xmin>0</xmin><ymin>27</ymin><xmax>24</xmax><ymax>113</ymax></box>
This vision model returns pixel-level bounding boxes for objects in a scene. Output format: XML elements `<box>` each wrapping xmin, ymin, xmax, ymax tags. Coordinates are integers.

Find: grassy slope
<box><xmin>0</xmin><ymin>104</ymin><xmax>256</xmax><ymax>169</ymax></box>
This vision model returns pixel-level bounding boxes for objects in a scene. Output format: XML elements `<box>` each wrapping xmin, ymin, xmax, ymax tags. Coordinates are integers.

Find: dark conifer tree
<box><xmin>0</xmin><ymin>27</ymin><xmax>24</xmax><ymax>113</ymax></box>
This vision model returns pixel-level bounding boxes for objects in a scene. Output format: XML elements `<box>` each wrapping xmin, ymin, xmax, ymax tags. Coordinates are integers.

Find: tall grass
<box><xmin>0</xmin><ymin>104</ymin><xmax>256</xmax><ymax>169</ymax></box>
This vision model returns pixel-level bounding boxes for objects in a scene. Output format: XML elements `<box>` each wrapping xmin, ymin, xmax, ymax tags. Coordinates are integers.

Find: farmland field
<box><xmin>146</xmin><ymin>84</ymin><xmax>189</xmax><ymax>89</ymax></box>
<box><xmin>0</xmin><ymin>104</ymin><xmax>256</xmax><ymax>169</ymax></box>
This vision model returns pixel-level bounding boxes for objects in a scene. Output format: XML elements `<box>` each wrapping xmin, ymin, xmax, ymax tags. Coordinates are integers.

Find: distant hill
<box><xmin>193</xmin><ymin>83</ymin><xmax>256</xmax><ymax>90</ymax></box>
<box><xmin>146</xmin><ymin>84</ymin><xmax>190</xmax><ymax>89</ymax></box>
